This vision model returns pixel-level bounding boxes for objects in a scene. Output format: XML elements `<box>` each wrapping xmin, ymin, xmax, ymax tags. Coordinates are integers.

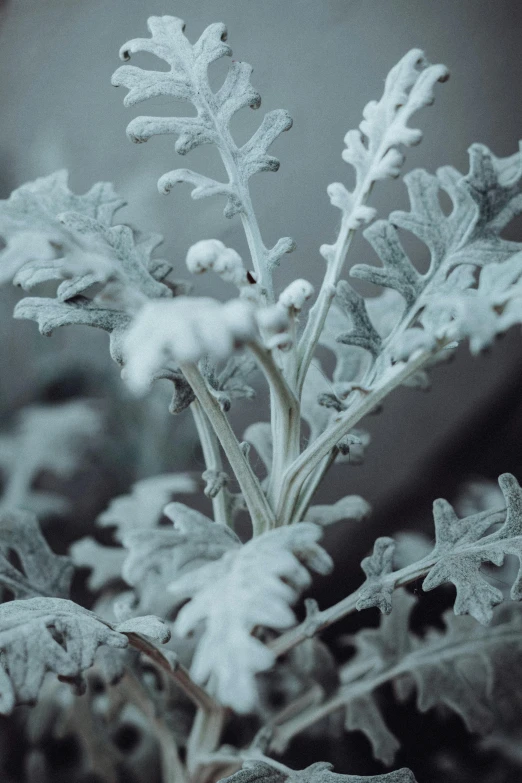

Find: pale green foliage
<box><xmin>111</xmin><ymin>15</ymin><xmax>295</xmax><ymax>295</ymax></box>
<box><xmin>123</xmin><ymin>297</ymin><xmax>259</xmax><ymax>393</ymax></box>
<box><xmin>0</xmin><ymin>170</ymin><xmax>123</xmax><ymax>287</ymax></box>
<box><xmin>117</xmin><ymin>502</ymin><xmax>240</xmax><ymax>620</ymax></box>
<box><xmin>358</xmin><ymin>473</ymin><xmax>521</xmax><ymax>624</ymax></box>
<box><xmin>2</xmin><ymin>12</ymin><xmax>522</xmax><ymax>783</ymax></box>
<box><xmin>97</xmin><ymin>473</ymin><xmax>198</xmax><ymax>540</ymax></box>
<box><xmin>0</xmin><ymin>400</ymin><xmax>102</xmax><ymax>515</ymax></box>
<box><xmin>324</xmin><ymin>49</ymin><xmax>448</xmax><ymax>236</ymax></box>
<box><xmin>169</xmin><ymin>524</ymin><xmax>333</xmax><ymax>712</ymax></box>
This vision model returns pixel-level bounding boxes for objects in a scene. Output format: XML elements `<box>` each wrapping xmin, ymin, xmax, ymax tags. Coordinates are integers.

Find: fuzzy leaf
<box><xmin>0</xmin><ymin>171</ymin><xmax>124</xmax><ymax>285</ymax></box>
<box><xmin>338</xmin><ymin>590</ymin><xmax>522</xmax><ymax>763</ymax></box>
<box><xmin>112</xmin><ymin>16</ymin><xmax>291</xmax><ymax>219</ymax></box>
<box><xmin>356</xmin><ymin>538</ymin><xmax>396</xmax><ymax>613</ymax></box>
<box><xmin>319</xmin><ymin>289</ymin><xmax>405</xmax><ymax>400</ymax></box>
<box><xmin>122</xmin><ymin>296</ymin><xmax>258</xmax><ymax>393</ymax></box>
<box><xmin>96</xmin><ymin>473</ymin><xmax>198</xmax><ymax>541</ymax></box>
<box><xmin>421</xmin><ymin>472</ymin><xmax>522</xmax><ymax>624</ymax></box>
<box><xmin>118</xmin><ymin>502</ymin><xmax>240</xmax><ymax>620</ymax></box>
<box><xmin>112</xmin><ymin>16</ymin><xmax>294</xmax><ymax>288</ymax></box>
<box><xmin>0</xmin><ymin>401</ymin><xmax>103</xmax><ymax>516</ymax></box>
<box><xmin>306</xmin><ymin>496</ymin><xmax>371</xmax><ymax>527</ymax></box>
<box><xmin>221</xmin><ymin>761</ymin><xmax>416</xmax><ymax>783</ymax></box>
<box><xmin>0</xmin><ymin>170</ymin><xmax>173</xmax><ymax>309</ymax></box>
<box><xmin>169</xmin><ymin>524</ymin><xmax>333</xmax><ymax>712</ymax></box>
<box><xmin>0</xmin><ymin>510</ymin><xmax>73</xmax><ymax>600</ymax></box>
<box><xmin>69</xmin><ymin>538</ymin><xmax>126</xmax><ymax>592</ymax></box>
<box><xmin>334</xmin><ymin>281</ymin><xmax>382</xmax><ymax>357</ymax></box>
<box><xmin>327</xmin><ymin>49</ymin><xmax>448</xmax><ymax>233</ymax></box>
<box><xmin>351</xmin><ymin>143</ymin><xmax>522</xmax><ymax>356</ymax></box>
<box><xmin>0</xmin><ymin>598</ymin><xmax>128</xmax><ymax>713</ymax></box>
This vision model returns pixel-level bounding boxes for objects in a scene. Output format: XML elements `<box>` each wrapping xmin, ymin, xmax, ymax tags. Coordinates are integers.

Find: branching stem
<box><xmin>277</xmin><ymin>351</ymin><xmax>432</xmax><ymax>525</ymax></box>
<box><xmin>269</xmin><ymin>505</ymin><xmax>506</xmax><ymax>658</ymax></box>
<box><xmin>180</xmin><ymin>362</ymin><xmax>275</xmax><ymax>535</ymax></box>
<box><xmin>248</xmin><ymin>341</ymin><xmax>301</xmax><ymax>511</ymax></box>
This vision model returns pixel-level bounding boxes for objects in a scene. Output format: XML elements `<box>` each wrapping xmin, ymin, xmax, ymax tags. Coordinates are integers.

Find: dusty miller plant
<box><xmin>1</xmin><ymin>13</ymin><xmax>522</xmax><ymax>783</ymax></box>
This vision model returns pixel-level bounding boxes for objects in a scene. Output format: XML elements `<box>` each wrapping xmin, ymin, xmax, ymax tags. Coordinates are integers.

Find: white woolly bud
<box><xmin>256</xmin><ymin>305</ymin><xmax>292</xmax><ymax>351</ymax></box>
<box><xmin>186</xmin><ymin>239</ymin><xmax>248</xmax><ymax>287</ymax></box>
<box><xmin>256</xmin><ymin>305</ymin><xmax>289</xmax><ymax>335</ymax></box>
<box><xmin>278</xmin><ymin>279</ymin><xmax>314</xmax><ymax>312</ymax></box>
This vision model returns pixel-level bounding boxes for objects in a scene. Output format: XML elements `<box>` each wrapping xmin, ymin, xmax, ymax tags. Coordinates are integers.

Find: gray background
<box><xmin>1</xmin><ymin>0</ymin><xmax>521</xmax><ymax>520</ymax></box>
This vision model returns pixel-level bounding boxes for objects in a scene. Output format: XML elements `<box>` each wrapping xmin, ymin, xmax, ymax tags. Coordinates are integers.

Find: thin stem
<box><xmin>297</xmin><ymin>217</ymin><xmax>357</xmax><ymax>394</ymax></box>
<box><xmin>180</xmin><ymin>362</ymin><xmax>275</xmax><ymax>536</ymax></box>
<box><xmin>187</xmin><ymin>703</ymin><xmax>228</xmax><ymax>783</ymax></box>
<box><xmin>247</xmin><ymin>341</ymin><xmax>301</xmax><ymax>512</ymax></box>
<box><xmin>270</xmin><ymin>619</ymin><xmax>522</xmax><ymax>754</ymax></box>
<box><xmin>125</xmin><ymin>632</ymin><xmax>219</xmax><ymax>714</ymax></box>
<box><xmin>191</xmin><ymin>399</ymin><xmax>230</xmax><ymax>527</ymax></box>
<box><xmin>118</xmin><ymin>670</ymin><xmax>189</xmax><ymax>783</ymax></box>
<box><xmin>196</xmin><ymin>81</ymin><xmax>275</xmax><ymax>300</ymax></box>
<box><xmin>277</xmin><ymin>351</ymin><xmax>432</xmax><ymax>526</ymax></box>
<box><xmin>290</xmin><ymin>448</ymin><xmax>338</xmax><ymax>525</ymax></box>
<box><xmin>269</xmin><ymin>506</ymin><xmax>506</xmax><ymax>658</ymax></box>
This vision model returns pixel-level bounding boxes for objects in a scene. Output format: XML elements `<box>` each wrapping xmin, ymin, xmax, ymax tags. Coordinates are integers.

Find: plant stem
<box><xmin>187</xmin><ymin>703</ymin><xmax>228</xmax><ymax>783</ymax></box>
<box><xmin>191</xmin><ymin>399</ymin><xmax>230</xmax><ymax>527</ymax></box>
<box><xmin>195</xmin><ymin>79</ymin><xmax>276</xmax><ymax>301</ymax></box>
<box><xmin>269</xmin><ymin>505</ymin><xmax>506</xmax><ymax>658</ymax></box>
<box><xmin>269</xmin><ymin>617</ymin><xmax>521</xmax><ymax>754</ymax></box>
<box><xmin>180</xmin><ymin>362</ymin><xmax>275</xmax><ymax>536</ymax></box>
<box><xmin>290</xmin><ymin>449</ymin><xmax>338</xmax><ymax>525</ymax></box>
<box><xmin>277</xmin><ymin>351</ymin><xmax>432</xmax><ymax>526</ymax></box>
<box><xmin>125</xmin><ymin>632</ymin><xmax>219</xmax><ymax>714</ymax></box>
<box><xmin>248</xmin><ymin>341</ymin><xmax>301</xmax><ymax>512</ymax></box>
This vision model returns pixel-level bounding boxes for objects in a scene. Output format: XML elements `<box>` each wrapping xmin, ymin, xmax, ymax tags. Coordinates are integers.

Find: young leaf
<box><xmin>168</xmin><ymin>524</ymin><xmax>333</xmax><ymax>713</ymax></box>
<box><xmin>112</xmin><ymin>16</ymin><xmax>291</xmax><ymax>217</ymax></box>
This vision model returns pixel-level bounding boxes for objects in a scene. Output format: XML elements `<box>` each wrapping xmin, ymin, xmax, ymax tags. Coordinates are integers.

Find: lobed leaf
<box><xmin>0</xmin><ymin>598</ymin><xmax>128</xmax><ymax>714</ymax></box>
<box><xmin>0</xmin><ymin>510</ymin><xmax>73</xmax><ymax>600</ymax></box>
<box><xmin>169</xmin><ymin>524</ymin><xmax>333</xmax><ymax>713</ymax></box>
<box><xmin>117</xmin><ymin>502</ymin><xmax>240</xmax><ymax>620</ymax></box>
<box><xmin>337</xmin><ymin>591</ymin><xmax>522</xmax><ymax>763</ymax></box>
